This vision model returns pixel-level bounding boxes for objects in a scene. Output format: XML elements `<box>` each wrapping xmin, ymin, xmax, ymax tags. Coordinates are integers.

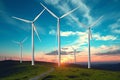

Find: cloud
<box><xmin>46</xmin><ymin>50</ymin><xmax>68</xmax><ymax>55</ymax></box>
<box><xmin>46</xmin><ymin>42</ymin><xmax>120</xmax><ymax>56</ymax></box>
<box><xmin>61</xmin><ymin>31</ymin><xmax>87</xmax><ymax>37</ymax></box>
<box><xmin>49</xmin><ymin>30</ymin><xmax>117</xmax><ymax>50</ymax></box>
<box><xmin>60</xmin><ymin>31</ymin><xmax>116</xmax><ymax>41</ymax></box>
<box><xmin>70</xmin><ymin>32</ymin><xmax>116</xmax><ymax>54</ymax></box>
<box><xmin>93</xmin><ymin>33</ymin><xmax>116</xmax><ymax>41</ymax></box>
<box><xmin>44</xmin><ymin>0</ymin><xmax>60</xmax><ymax>5</ymax></box>
<box><xmin>62</xmin><ymin>47</ymin><xmax>81</xmax><ymax>54</ymax></box>
<box><xmin>95</xmin><ymin>49</ymin><xmax>120</xmax><ymax>56</ymax></box>
<box><xmin>93</xmin><ymin>45</ymin><xmax>120</xmax><ymax>53</ymax></box>
<box><xmin>109</xmin><ymin>18</ymin><xmax>120</xmax><ymax>34</ymax></box>
<box><xmin>60</xmin><ymin>31</ymin><xmax>76</xmax><ymax>36</ymax></box>
<box><xmin>113</xmin><ymin>30</ymin><xmax>120</xmax><ymax>34</ymax></box>
<box><xmin>79</xmin><ymin>45</ymin><xmax>120</xmax><ymax>56</ymax></box>
<box><xmin>0</xmin><ymin>10</ymin><xmax>17</xmax><ymax>26</ymax></box>
<box><xmin>60</xmin><ymin>31</ymin><xmax>116</xmax><ymax>47</ymax></box>
<box><xmin>46</xmin><ymin>46</ymin><xmax>81</xmax><ymax>55</ymax></box>
<box><xmin>62</xmin><ymin>48</ymin><xmax>69</xmax><ymax>50</ymax></box>
<box><xmin>49</xmin><ymin>29</ymin><xmax>56</xmax><ymax>35</ymax></box>
<box><xmin>46</xmin><ymin>49</ymin><xmax>81</xmax><ymax>55</ymax></box>
<box><xmin>70</xmin><ymin>0</ymin><xmax>93</xmax><ymax>25</ymax></box>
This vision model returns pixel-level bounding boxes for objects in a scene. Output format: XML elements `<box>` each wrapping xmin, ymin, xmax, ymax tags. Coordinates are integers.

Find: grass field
<box><xmin>0</xmin><ymin>60</ymin><xmax>52</xmax><ymax>80</ymax></box>
<box><xmin>40</xmin><ymin>65</ymin><xmax>120</xmax><ymax>80</ymax></box>
<box><xmin>0</xmin><ymin>61</ymin><xmax>120</xmax><ymax>80</ymax></box>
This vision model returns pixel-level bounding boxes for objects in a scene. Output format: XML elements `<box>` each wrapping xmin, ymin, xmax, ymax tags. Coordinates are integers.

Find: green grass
<box><xmin>1</xmin><ymin>61</ymin><xmax>120</xmax><ymax>80</ymax></box>
<box><xmin>0</xmin><ymin>61</ymin><xmax>52</xmax><ymax>80</ymax></box>
<box><xmin>40</xmin><ymin>66</ymin><xmax>120</xmax><ymax>80</ymax></box>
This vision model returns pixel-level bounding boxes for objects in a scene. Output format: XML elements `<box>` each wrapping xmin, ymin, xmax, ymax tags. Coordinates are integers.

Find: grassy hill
<box><xmin>0</xmin><ymin>61</ymin><xmax>120</xmax><ymax>80</ymax></box>
<box><xmin>40</xmin><ymin>65</ymin><xmax>120</xmax><ymax>80</ymax></box>
<box><xmin>0</xmin><ymin>60</ymin><xmax>52</xmax><ymax>80</ymax></box>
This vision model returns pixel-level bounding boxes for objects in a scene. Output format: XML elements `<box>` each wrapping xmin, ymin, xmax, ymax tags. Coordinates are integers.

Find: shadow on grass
<box><xmin>42</xmin><ymin>75</ymin><xmax>56</xmax><ymax>80</ymax></box>
<box><xmin>67</xmin><ymin>75</ymin><xmax>78</xmax><ymax>78</ymax></box>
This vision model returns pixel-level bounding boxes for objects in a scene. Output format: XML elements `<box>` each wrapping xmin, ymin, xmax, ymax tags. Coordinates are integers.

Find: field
<box><xmin>0</xmin><ymin>61</ymin><xmax>120</xmax><ymax>80</ymax></box>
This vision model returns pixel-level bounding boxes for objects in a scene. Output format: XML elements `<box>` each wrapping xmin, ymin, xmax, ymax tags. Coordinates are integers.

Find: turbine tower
<box><xmin>13</xmin><ymin>37</ymin><xmax>27</xmax><ymax>63</ymax></box>
<box><xmin>71</xmin><ymin>47</ymin><xmax>76</xmax><ymax>64</ymax></box>
<box><xmin>12</xmin><ymin>9</ymin><xmax>45</xmax><ymax>65</ymax></box>
<box><xmin>40</xmin><ymin>3</ymin><xmax>80</xmax><ymax>67</ymax></box>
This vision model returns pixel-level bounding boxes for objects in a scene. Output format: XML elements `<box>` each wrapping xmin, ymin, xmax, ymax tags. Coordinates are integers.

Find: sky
<box><xmin>0</xmin><ymin>0</ymin><xmax>120</xmax><ymax>63</ymax></box>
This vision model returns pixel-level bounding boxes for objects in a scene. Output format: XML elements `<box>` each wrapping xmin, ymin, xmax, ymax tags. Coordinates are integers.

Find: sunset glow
<box><xmin>0</xmin><ymin>0</ymin><xmax>120</xmax><ymax>64</ymax></box>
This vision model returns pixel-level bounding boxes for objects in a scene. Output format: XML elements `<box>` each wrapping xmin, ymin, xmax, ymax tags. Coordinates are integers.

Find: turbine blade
<box><xmin>12</xmin><ymin>40</ymin><xmax>20</xmax><ymax>44</ymax></box>
<box><xmin>12</xmin><ymin>16</ymin><xmax>31</xmax><ymax>23</ymax></box>
<box><xmin>89</xmin><ymin>15</ymin><xmax>103</xmax><ymax>28</ymax></box>
<box><xmin>40</xmin><ymin>3</ymin><xmax>58</xmax><ymax>19</ymax></box>
<box><xmin>33</xmin><ymin>9</ymin><xmax>45</xmax><ymax>22</ymax></box>
<box><xmin>32</xmin><ymin>23</ymin><xmax>41</xmax><ymax>42</ymax></box>
<box><xmin>60</xmin><ymin>6</ymin><xmax>80</xmax><ymax>19</ymax></box>
<box><xmin>22</xmin><ymin>37</ymin><xmax>28</xmax><ymax>43</ymax></box>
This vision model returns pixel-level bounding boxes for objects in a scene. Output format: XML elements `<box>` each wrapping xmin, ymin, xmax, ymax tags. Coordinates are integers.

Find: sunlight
<box><xmin>61</xmin><ymin>55</ymin><xmax>74</xmax><ymax>64</ymax></box>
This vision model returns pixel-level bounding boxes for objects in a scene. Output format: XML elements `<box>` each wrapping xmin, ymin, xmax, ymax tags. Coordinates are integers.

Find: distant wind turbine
<box><xmin>12</xmin><ymin>9</ymin><xmax>45</xmax><ymax>65</ymax></box>
<box><xmin>13</xmin><ymin>37</ymin><xmax>28</xmax><ymax>63</ymax></box>
<box><xmin>77</xmin><ymin>16</ymin><xmax>103</xmax><ymax>68</ymax></box>
<box><xmin>71</xmin><ymin>47</ymin><xmax>77</xmax><ymax>64</ymax></box>
<box><xmin>40</xmin><ymin>3</ymin><xmax>80</xmax><ymax>67</ymax></box>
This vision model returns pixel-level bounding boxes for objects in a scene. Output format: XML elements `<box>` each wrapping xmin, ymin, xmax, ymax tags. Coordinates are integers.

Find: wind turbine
<box><xmin>87</xmin><ymin>16</ymin><xmax>103</xmax><ymax>68</ymax></box>
<box><xmin>12</xmin><ymin>9</ymin><xmax>45</xmax><ymax>65</ymax></box>
<box><xmin>76</xmin><ymin>16</ymin><xmax>103</xmax><ymax>68</ymax></box>
<box><xmin>40</xmin><ymin>3</ymin><xmax>80</xmax><ymax>67</ymax></box>
<box><xmin>13</xmin><ymin>37</ymin><xmax>28</xmax><ymax>63</ymax></box>
<box><xmin>71</xmin><ymin>47</ymin><xmax>76</xmax><ymax>64</ymax></box>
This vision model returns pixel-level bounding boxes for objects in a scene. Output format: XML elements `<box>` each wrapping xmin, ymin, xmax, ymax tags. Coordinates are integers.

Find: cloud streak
<box><xmin>95</xmin><ymin>49</ymin><xmax>120</xmax><ymax>56</ymax></box>
<box><xmin>46</xmin><ymin>50</ymin><xmax>68</xmax><ymax>55</ymax></box>
<box><xmin>43</xmin><ymin>0</ymin><xmax>96</xmax><ymax>29</ymax></box>
<box><xmin>93</xmin><ymin>33</ymin><xmax>116</xmax><ymax>41</ymax></box>
<box><xmin>70</xmin><ymin>0</ymin><xmax>93</xmax><ymax>25</ymax></box>
<box><xmin>109</xmin><ymin>18</ymin><xmax>120</xmax><ymax>34</ymax></box>
<box><xmin>46</xmin><ymin>48</ymin><xmax>81</xmax><ymax>55</ymax></box>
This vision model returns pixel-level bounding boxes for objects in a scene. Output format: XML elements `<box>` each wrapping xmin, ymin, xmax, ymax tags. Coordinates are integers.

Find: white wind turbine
<box><xmin>13</xmin><ymin>37</ymin><xmax>28</xmax><ymax>63</ymax></box>
<box><xmin>71</xmin><ymin>47</ymin><xmax>77</xmax><ymax>64</ymax></box>
<box><xmin>78</xmin><ymin>16</ymin><xmax>103</xmax><ymax>68</ymax></box>
<box><xmin>40</xmin><ymin>3</ymin><xmax>80</xmax><ymax>67</ymax></box>
<box><xmin>12</xmin><ymin>9</ymin><xmax>45</xmax><ymax>65</ymax></box>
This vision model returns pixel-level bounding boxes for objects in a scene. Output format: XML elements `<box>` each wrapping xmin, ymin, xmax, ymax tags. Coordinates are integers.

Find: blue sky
<box><xmin>0</xmin><ymin>0</ymin><xmax>120</xmax><ymax>61</ymax></box>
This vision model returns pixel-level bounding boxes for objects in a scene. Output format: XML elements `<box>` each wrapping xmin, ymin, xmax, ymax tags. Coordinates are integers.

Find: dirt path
<box><xmin>29</xmin><ymin>68</ymin><xmax>54</xmax><ymax>80</ymax></box>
